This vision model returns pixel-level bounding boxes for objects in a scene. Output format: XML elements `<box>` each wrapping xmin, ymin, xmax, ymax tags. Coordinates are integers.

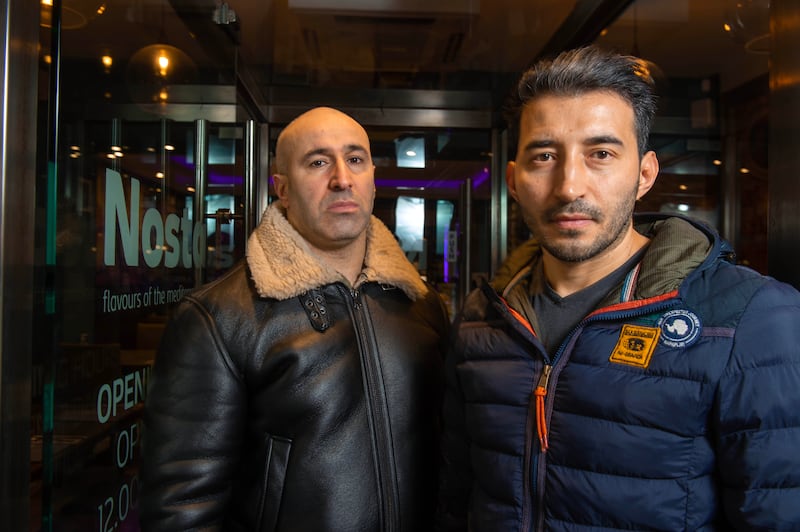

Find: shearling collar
<box><xmin>246</xmin><ymin>203</ymin><xmax>428</xmax><ymax>301</ymax></box>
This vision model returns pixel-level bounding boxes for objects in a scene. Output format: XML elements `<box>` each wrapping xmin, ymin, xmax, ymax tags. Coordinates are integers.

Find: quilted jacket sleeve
<box><xmin>716</xmin><ymin>278</ymin><xmax>800</xmax><ymax>528</ymax></box>
<box><xmin>139</xmin><ymin>297</ymin><xmax>247</xmax><ymax>531</ymax></box>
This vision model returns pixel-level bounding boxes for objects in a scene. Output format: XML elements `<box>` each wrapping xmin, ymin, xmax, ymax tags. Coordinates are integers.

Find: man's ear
<box><xmin>506</xmin><ymin>161</ymin><xmax>519</xmax><ymax>202</ymax></box>
<box><xmin>636</xmin><ymin>151</ymin><xmax>659</xmax><ymax>200</ymax></box>
<box><xmin>273</xmin><ymin>173</ymin><xmax>289</xmax><ymax>206</ymax></box>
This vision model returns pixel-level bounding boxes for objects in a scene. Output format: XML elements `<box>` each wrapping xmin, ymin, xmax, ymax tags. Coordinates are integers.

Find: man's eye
<box><xmin>594</xmin><ymin>150</ymin><xmax>611</xmax><ymax>159</ymax></box>
<box><xmin>348</xmin><ymin>156</ymin><xmax>363</xmax><ymax>164</ymax></box>
<box><xmin>309</xmin><ymin>160</ymin><xmax>327</xmax><ymax>168</ymax></box>
<box><xmin>534</xmin><ymin>153</ymin><xmax>553</xmax><ymax>162</ymax></box>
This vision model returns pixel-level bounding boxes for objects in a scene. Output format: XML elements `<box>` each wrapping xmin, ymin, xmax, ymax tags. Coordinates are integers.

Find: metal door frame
<box><xmin>1</xmin><ymin>1</ymin><xmax>40</xmax><ymax>529</ymax></box>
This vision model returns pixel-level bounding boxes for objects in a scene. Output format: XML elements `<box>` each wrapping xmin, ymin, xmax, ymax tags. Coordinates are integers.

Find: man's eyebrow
<box><xmin>301</xmin><ymin>147</ymin><xmax>332</xmax><ymax>161</ymax></box>
<box><xmin>343</xmin><ymin>143</ymin><xmax>369</xmax><ymax>155</ymax></box>
<box><xmin>520</xmin><ymin>139</ymin><xmax>555</xmax><ymax>152</ymax></box>
<box><xmin>585</xmin><ymin>135</ymin><xmax>624</xmax><ymax>146</ymax></box>
<box><xmin>301</xmin><ymin>144</ymin><xmax>369</xmax><ymax>160</ymax></box>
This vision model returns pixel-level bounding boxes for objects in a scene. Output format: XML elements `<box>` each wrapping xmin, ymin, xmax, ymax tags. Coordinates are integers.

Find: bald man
<box><xmin>141</xmin><ymin>107</ymin><xmax>450</xmax><ymax>531</ymax></box>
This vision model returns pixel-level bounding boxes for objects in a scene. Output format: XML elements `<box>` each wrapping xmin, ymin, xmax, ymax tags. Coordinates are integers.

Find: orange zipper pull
<box><xmin>534</xmin><ymin>365</ymin><xmax>552</xmax><ymax>453</ymax></box>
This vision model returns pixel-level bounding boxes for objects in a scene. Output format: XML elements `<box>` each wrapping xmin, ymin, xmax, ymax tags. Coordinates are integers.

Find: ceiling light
<box><xmin>395</xmin><ymin>135</ymin><xmax>425</xmax><ymax>169</ymax></box>
<box><xmin>125</xmin><ymin>5</ymin><xmax>197</xmax><ymax>104</ymax></box>
<box><xmin>723</xmin><ymin>0</ymin><xmax>770</xmax><ymax>54</ymax></box>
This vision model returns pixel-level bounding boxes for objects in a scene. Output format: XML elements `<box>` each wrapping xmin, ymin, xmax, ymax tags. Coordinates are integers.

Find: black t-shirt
<box><xmin>532</xmin><ymin>248</ymin><xmax>647</xmax><ymax>356</ymax></box>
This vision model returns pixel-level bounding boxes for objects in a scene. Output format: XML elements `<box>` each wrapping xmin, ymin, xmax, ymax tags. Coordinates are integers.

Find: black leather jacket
<box><xmin>140</xmin><ymin>205</ymin><xmax>450</xmax><ymax>531</ymax></box>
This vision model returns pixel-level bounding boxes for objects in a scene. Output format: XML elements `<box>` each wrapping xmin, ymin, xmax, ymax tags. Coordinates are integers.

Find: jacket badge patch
<box><xmin>657</xmin><ymin>309</ymin><xmax>701</xmax><ymax>348</ymax></box>
<box><xmin>610</xmin><ymin>325</ymin><xmax>660</xmax><ymax>368</ymax></box>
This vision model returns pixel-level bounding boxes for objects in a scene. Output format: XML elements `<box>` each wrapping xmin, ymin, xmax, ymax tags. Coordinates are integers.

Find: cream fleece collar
<box><xmin>246</xmin><ymin>203</ymin><xmax>428</xmax><ymax>301</ymax></box>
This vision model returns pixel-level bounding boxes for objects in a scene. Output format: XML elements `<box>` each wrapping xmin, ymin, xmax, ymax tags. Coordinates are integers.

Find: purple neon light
<box><xmin>376</xmin><ymin>167</ymin><xmax>489</xmax><ymax>190</ymax></box>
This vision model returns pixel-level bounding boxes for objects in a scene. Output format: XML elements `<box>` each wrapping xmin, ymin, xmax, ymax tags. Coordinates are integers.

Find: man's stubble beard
<box><xmin>526</xmin><ymin>184</ymin><xmax>639</xmax><ymax>263</ymax></box>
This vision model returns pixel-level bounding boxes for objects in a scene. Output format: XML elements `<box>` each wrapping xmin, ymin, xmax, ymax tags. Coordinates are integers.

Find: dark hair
<box><xmin>504</xmin><ymin>45</ymin><xmax>658</xmax><ymax>157</ymax></box>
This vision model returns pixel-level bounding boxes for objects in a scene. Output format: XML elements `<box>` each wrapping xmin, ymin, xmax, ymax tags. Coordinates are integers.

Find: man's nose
<box><xmin>554</xmin><ymin>155</ymin><xmax>587</xmax><ymax>202</ymax></box>
<box><xmin>330</xmin><ymin>157</ymin><xmax>353</xmax><ymax>189</ymax></box>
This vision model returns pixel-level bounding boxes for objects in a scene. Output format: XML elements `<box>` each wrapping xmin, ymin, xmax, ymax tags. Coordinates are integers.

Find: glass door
<box><xmin>360</xmin><ymin>127</ymin><xmax>495</xmax><ymax>317</ymax></box>
<box><xmin>32</xmin><ymin>1</ymin><xmax>253</xmax><ymax>530</ymax></box>
<box><xmin>32</xmin><ymin>119</ymin><xmax>253</xmax><ymax>532</ymax></box>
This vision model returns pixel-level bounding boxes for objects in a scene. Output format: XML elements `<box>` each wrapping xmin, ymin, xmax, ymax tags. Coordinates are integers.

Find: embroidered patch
<box><xmin>610</xmin><ymin>325</ymin><xmax>660</xmax><ymax>368</ymax></box>
<box><xmin>657</xmin><ymin>309</ymin><xmax>701</xmax><ymax>348</ymax></box>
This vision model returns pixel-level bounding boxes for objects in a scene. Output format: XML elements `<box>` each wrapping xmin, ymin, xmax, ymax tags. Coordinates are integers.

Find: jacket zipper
<box><xmin>523</xmin><ymin>297</ymin><xmax>680</xmax><ymax>532</ymax></box>
<box><xmin>534</xmin><ymin>364</ymin><xmax>552</xmax><ymax>453</ymax></box>
<box><xmin>348</xmin><ymin>286</ymin><xmax>400</xmax><ymax>532</ymax></box>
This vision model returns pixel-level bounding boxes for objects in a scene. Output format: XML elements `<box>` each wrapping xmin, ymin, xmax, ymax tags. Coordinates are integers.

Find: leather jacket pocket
<box><xmin>257</xmin><ymin>434</ymin><xmax>292</xmax><ymax>531</ymax></box>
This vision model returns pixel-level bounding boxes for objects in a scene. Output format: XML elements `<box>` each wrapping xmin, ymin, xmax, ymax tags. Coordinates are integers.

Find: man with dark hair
<box><xmin>140</xmin><ymin>107</ymin><xmax>450</xmax><ymax>531</ymax></box>
<box><xmin>437</xmin><ymin>46</ymin><xmax>800</xmax><ymax>530</ymax></box>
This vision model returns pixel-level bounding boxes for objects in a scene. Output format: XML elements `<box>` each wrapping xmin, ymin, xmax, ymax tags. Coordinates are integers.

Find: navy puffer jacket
<box><xmin>437</xmin><ymin>214</ymin><xmax>800</xmax><ymax>531</ymax></box>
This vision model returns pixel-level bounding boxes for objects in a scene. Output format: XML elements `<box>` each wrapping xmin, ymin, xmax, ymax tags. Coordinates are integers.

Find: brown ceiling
<box><xmin>53</xmin><ymin>0</ymin><xmax>771</xmax><ymax>101</ymax></box>
<box><xmin>221</xmin><ymin>0</ymin><xmax>770</xmax><ymax>94</ymax></box>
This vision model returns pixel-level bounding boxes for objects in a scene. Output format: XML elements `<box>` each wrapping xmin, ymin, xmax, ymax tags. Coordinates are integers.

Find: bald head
<box><xmin>270</xmin><ymin>106</ymin><xmax>376</xmax><ymax>273</ymax></box>
<box><xmin>274</xmin><ymin>107</ymin><xmax>371</xmax><ymax>175</ymax></box>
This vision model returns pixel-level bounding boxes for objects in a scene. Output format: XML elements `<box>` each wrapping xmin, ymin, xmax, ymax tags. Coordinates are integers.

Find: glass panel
<box><xmin>203</xmin><ymin>124</ymin><xmax>248</xmax><ymax>280</ymax></box>
<box><xmin>32</xmin><ymin>1</ymin><xmax>243</xmax><ymax>530</ymax></box>
<box><xmin>370</xmin><ymin>127</ymin><xmax>493</xmax><ymax>317</ymax></box>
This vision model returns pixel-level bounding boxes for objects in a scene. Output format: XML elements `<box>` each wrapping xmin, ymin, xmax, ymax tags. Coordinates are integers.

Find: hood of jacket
<box><xmin>246</xmin><ymin>202</ymin><xmax>428</xmax><ymax>301</ymax></box>
<box><xmin>487</xmin><ymin>214</ymin><xmax>725</xmax><ymax>313</ymax></box>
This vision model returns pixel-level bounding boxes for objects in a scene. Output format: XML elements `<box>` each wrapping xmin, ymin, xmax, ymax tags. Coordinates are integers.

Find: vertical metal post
<box><xmin>490</xmin><ymin>128</ymin><xmax>508</xmax><ymax>277</ymax></box>
<box><xmin>720</xmin><ymin>111</ymin><xmax>739</xmax><ymax>251</ymax></box>
<box><xmin>110</xmin><ymin>118</ymin><xmax>121</xmax><ymax>173</ymax></box>
<box><xmin>244</xmin><ymin>119</ymin><xmax>256</xmax><ymax>241</ymax></box>
<box><xmin>40</xmin><ymin>1</ymin><xmax>63</xmax><ymax>530</ymax></box>
<box><xmin>194</xmin><ymin>119</ymin><xmax>209</xmax><ymax>287</ymax></box>
<box><xmin>260</xmin><ymin>122</ymin><xmax>273</xmax><ymax>215</ymax></box>
<box><xmin>460</xmin><ymin>178</ymin><xmax>472</xmax><ymax>303</ymax></box>
<box><xmin>159</xmin><ymin>118</ymin><xmax>169</xmax><ymax>215</ymax></box>
<box><xmin>1</xmin><ymin>0</ymin><xmax>39</xmax><ymax>529</ymax></box>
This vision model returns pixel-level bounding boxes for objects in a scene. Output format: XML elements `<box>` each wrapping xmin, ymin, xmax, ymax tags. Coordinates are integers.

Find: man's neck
<box><xmin>312</xmin><ymin>236</ymin><xmax>367</xmax><ymax>287</ymax></box>
<box><xmin>543</xmin><ymin>231</ymin><xmax>650</xmax><ymax>297</ymax></box>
